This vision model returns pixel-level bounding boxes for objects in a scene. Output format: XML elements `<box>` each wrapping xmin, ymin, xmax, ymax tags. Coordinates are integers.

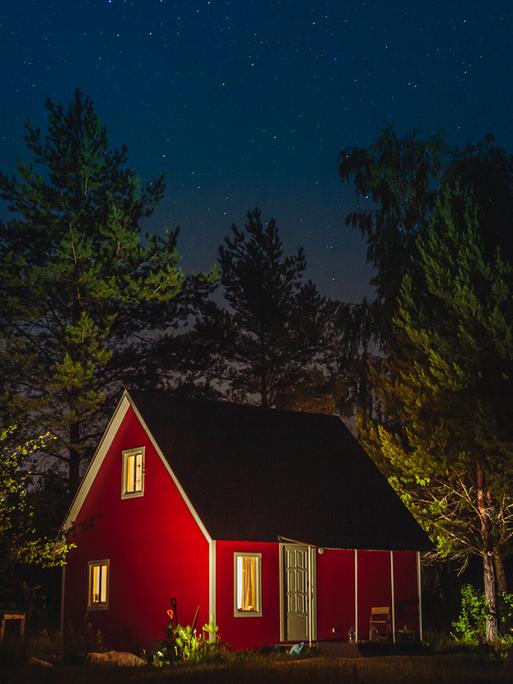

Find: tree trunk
<box><xmin>68</xmin><ymin>289</ymin><xmax>82</xmax><ymax>494</ymax></box>
<box><xmin>69</xmin><ymin>421</ymin><xmax>81</xmax><ymax>496</ymax></box>
<box><xmin>259</xmin><ymin>323</ymin><xmax>269</xmax><ymax>408</ymax></box>
<box><xmin>476</xmin><ymin>460</ymin><xmax>498</xmax><ymax>642</ymax></box>
<box><xmin>494</xmin><ymin>550</ymin><xmax>507</xmax><ymax>594</ymax></box>
<box><xmin>483</xmin><ymin>552</ymin><xmax>498</xmax><ymax>643</ymax></box>
<box><xmin>260</xmin><ymin>375</ymin><xmax>269</xmax><ymax>408</ymax></box>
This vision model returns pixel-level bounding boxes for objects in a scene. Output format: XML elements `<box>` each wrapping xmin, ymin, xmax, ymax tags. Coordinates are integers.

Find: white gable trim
<box><xmin>209</xmin><ymin>539</ymin><xmax>217</xmax><ymax>638</ymax></box>
<box><xmin>61</xmin><ymin>392</ymin><xmax>131</xmax><ymax>534</ymax></box>
<box><xmin>127</xmin><ymin>392</ymin><xmax>211</xmax><ymax>543</ymax></box>
<box><xmin>61</xmin><ymin>390</ymin><xmax>211</xmax><ymax>545</ymax></box>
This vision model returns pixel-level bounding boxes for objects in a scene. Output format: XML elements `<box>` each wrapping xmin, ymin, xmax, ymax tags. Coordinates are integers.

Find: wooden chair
<box><xmin>0</xmin><ymin>611</ymin><xmax>26</xmax><ymax>642</ymax></box>
<box><xmin>369</xmin><ymin>606</ymin><xmax>391</xmax><ymax>640</ymax></box>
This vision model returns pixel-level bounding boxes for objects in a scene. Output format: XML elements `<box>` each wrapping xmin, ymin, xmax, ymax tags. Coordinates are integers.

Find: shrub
<box><xmin>63</xmin><ymin>621</ymin><xmax>104</xmax><ymax>661</ymax></box>
<box><xmin>27</xmin><ymin>628</ymin><xmax>63</xmax><ymax>662</ymax></box>
<box><xmin>152</xmin><ymin>615</ymin><xmax>224</xmax><ymax>666</ymax></box>
<box><xmin>452</xmin><ymin>584</ymin><xmax>513</xmax><ymax>646</ymax></box>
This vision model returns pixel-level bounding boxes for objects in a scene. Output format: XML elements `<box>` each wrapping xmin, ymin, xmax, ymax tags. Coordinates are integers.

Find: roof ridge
<box><xmin>127</xmin><ymin>388</ymin><xmax>343</xmax><ymax>422</ymax></box>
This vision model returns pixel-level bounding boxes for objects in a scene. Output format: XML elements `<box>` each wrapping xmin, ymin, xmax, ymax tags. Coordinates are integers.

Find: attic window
<box><xmin>122</xmin><ymin>447</ymin><xmax>144</xmax><ymax>498</ymax></box>
<box><xmin>234</xmin><ymin>553</ymin><xmax>262</xmax><ymax>617</ymax></box>
<box><xmin>88</xmin><ymin>560</ymin><xmax>109</xmax><ymax>609</ymax></box>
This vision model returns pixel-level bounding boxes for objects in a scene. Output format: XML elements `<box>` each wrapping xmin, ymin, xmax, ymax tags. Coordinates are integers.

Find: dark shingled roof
<box><xmin>129</xmin><ymin>391</ymin><xmax>431</xmax><ymax>551</ymax></box>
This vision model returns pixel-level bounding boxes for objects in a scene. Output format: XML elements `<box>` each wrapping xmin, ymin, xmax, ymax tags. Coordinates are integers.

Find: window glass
<box><xmin>88</xmin><ymin>561</ymin><xmax>109</xmax><ymax>608</ymax></box>
<box><xmin>234</xmin><ymin>553</ymin><xmax>262</xmax><ymax>616</ymax></box>
<box><xmin>122</xmin><ymin>448</ymin><xmax>144</xmax><ymax>496</ymax></box>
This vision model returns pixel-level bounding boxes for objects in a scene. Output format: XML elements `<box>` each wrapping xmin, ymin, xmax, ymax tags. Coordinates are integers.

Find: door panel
<box><xmin>284</xmin><ymin>545</ymin><xmax>314</xmax><ymax>641</ymax></box>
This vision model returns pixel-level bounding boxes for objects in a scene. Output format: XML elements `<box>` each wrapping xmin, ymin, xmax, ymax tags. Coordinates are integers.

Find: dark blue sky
<box><xmin>2</xmin><ymin>1</ymin><xmax>512</xmax><ymax>301</ymax></box>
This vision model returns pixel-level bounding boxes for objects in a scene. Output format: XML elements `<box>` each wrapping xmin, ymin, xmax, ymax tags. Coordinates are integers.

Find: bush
<box><xmin>151</xmin><ymin>615</ymin><xmax>224</xmax><ymax>666</ymax></box>
<box><xmin>27</xmin><ymin>628</ymin><xmax>63</xmax><ymax>662</ymax></box>
<box><xmin>63</xmin><ymin>621</ymin><xmax>104</xmax><ymax>661</ymax></box>
<box><xmin>452</xmin><ymin>584</ymin><xmax>513</xmax><ymax>646</ymax></box>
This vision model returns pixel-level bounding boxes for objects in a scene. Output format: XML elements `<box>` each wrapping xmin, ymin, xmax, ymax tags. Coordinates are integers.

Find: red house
<box><xmin>61</xmin><ymin>390</ymin><xmax>430</xmax><ymax>651</ymax></box>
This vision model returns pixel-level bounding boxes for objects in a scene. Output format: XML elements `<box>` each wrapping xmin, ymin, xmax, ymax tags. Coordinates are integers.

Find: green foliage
<box><xmin>194</xmin><ymin>208</ymin><xmax>336</xmax><ymax>408</ymax></box>
<box><xmin>360</xmin><ymin>184</ymin><xmax>513</xmax><ymax>642</ymax></box>
<box><xmin>0</xmin><ymin>426</ymin><xmax>71</xmax><ymax>570</ymax></box>
<box><xmin>339</xmin><ymin>129</ymin><xmax>513</xmax><ymax>350</ymax></box>
<box><xmin>0</xmin><ymin>425</ymin><xmax>73</xmax><ymax>612</ymax></box>
<box><xmin>201</xmin><ymin>615</ymin><xmax>221</xmax><ymax>645</ymax></box>
<box><xmin>452</xmin><ymin>584</ymin><xmax>513</xmax><ymax>646</ymax></box>
<box><xmin>0</xmin><ymin>90</ymin><xmax>205</xmax><ymax>492</ymax></box>
<box><xmin>452</xmin><ymin>585</ymin><xmax>490</xmax><ymax>645</ymax></box>
<box><xmin>339</xmin><ymin>126</ymin><xmax>446</xmax><ymax>340</ymax></box>
<box><xmin>379</xmin><ymin>186</ymin><xmax>513</xmax><ymax>556</ymax></box>
<box><xmin>152</xmin><ymin>616</ymin><xmax>222</xmax><ymax>666</ymax></box>
<box><xmin>63</xmin><ymin>622</ymin><xmax>104</xmax><ymax>661</ymax></box>
<box><xmin>340</xmin><ymin>129</ymin><xmax>513</xmax><ymax>429</ymax></box>
<box><xmin>27</xmin><ymin>629</ymin><xmax>64</xmax><ymax>662</ymax></box>
<box><xmin>174</xmin><ymin>624</ymin><xmax>202</xmax><ymax>662</ymax></box>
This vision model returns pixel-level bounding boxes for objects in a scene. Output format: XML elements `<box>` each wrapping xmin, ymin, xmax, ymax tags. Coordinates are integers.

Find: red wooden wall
<box><xmin>357</xmin><ymin>550</ymin><xmax>392</xmax><ymax>640</ymax></box>
<box><xmin>215</xmin><ymin>541</ymin><xmax>280</xmax><ymax>650</ymax></box>
<box><xmin>63</xmin><ymin>399</ymin><xmax>421</xmax><ymax>651</ymax></box>
<box><xmin>215</xmin><ymin>545</ymin><xmax>413</xmax><ymax>648</ymax></box>
<box><xmin>64</xmin><ymin>405</ymin><xmax>210</xmax><ymax>651</ymax></box>
<box><xmin>316</xmin><ymin>549</ymin><xmax>355</xmax><ymax>641</ymax></box>
<box><xmin>355</xmin><ymin>550</ymin><xmax>419</xmax><ymax>641</ymax></box>
<box><xmin>393</xmin><ymin>551</ymin><xmax>419</xmax><ymax>637</ymax></box>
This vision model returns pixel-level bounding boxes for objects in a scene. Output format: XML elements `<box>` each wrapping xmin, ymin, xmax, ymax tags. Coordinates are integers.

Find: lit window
<box><xmin>234</xmin><ymin>553</ymin><xmax>262</xmax><ymax>616</ymax></box>
<box><xmin>122</xmin><ymin>448</ymin><xmax>144</xmax><ymax>498</ymax></box>
<box><xmin>88</xmin><ymin>560</ymin><xmax>109</xmax><ymax>609</ymax></box>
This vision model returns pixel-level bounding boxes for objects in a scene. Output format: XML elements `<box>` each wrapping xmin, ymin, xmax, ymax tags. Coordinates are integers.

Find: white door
<box><xmin>283</xmin><ymin>545</ymin><xmax>316</xmax><ymax>642</ymax></box>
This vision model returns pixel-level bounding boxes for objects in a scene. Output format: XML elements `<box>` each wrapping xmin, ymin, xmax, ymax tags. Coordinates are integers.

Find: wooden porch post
<box><xmin>390</xmin><ymin>551</ymin><xmax>396</xmax><ymax>643</ymax></box>
<box><xmin>354</xmin><ymin>549</ymin><xmax>359</xmax><ymax>643</ymax></box>
<box><xmin>417</xmin><ymin>551</ymin><xmax>423</xmax><ymax>642</ymax></box>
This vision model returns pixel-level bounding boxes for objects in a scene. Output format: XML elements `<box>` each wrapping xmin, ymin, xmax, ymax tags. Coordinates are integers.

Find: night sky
<box><xmin>2</xmin><ymin>1</ymin><xmax>513</xmax><ymax>302</ymax></box>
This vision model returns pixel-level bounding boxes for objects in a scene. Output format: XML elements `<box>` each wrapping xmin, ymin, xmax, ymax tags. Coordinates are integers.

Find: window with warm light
<box><xmin>234</xmin><ymin>553</ymin><xmax>262</xmax><ymax>616</ymax></box>
<box><xmin>88</xmin><ymin>560</ymin><xmax>109</xmax><ymax>609</ymax></box>
<box><xmin>122</xmin><ymin>447</ymin><xmax>144</xmax><ymax>498</ymax></box>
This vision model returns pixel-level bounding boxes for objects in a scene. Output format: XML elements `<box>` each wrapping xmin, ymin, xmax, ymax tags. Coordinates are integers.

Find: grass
<box><xmin>2</xmin><ymin>654</ymin><xmax>513</xmax><ymax>684</ymax></box>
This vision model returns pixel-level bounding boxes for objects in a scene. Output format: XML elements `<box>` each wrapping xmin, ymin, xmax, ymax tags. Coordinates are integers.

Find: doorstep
<box><xmin>317</xmin><ymin>641</ymin><xmax>362</xmax><ymax>658</ymax></box>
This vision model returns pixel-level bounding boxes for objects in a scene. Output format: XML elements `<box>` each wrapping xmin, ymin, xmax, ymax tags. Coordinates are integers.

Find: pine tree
<box><xmin>195</xmin><ymin>208</ymin><xmax>335</xmax><ymax>408</ymax></box>
<box><xmin>361</xmin><ymin>186</ymin><xmax>513</xmax><ymax>642</ymax></box>
<box><xmin>0</xmin><ymin>91</ymin><xmax>188</xmax><ymax>493</ymax></box>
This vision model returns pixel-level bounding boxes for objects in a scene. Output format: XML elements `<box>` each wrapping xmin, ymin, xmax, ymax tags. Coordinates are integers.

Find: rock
<box><xmin>28</xmin><ymin>657</ymin><xmax>54</xmax><ymax>668</ymax></box>
<box><xmin>87</xmin><ymin>650</ymin><xmax>145</xmax><ymax>667</ymax></box>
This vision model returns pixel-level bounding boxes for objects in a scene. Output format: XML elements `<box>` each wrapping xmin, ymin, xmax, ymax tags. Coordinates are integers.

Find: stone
<box><xmin>87</xmin><ymin>650</ymin><xmax>146</xmax><ymax>667</ymax></box>
<box><xmin>28</xmin><ymin>657</ymin><xmax>54</xmax><ymax>667</ymax></box>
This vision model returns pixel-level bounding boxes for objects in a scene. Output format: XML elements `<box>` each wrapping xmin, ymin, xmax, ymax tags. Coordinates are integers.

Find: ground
<box><xmin>2</xmin><ymin>655</ymin><xmax>512</xmax><ymax>684</ymax></box>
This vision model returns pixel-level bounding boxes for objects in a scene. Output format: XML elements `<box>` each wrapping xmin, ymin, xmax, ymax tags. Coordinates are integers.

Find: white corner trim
<box><xmin>61</xmin><ymin>392</ymin><xmax>131</xmax><ymax>534</ymax></box>
<box><xmin>279</xmin><ymin>544</ymin><xmax>285</xmax><ymax>642</ymax></box>
<box><xmin>127</xmin><ymin>393</ymin><xmax>212</xmax><ymax>543</ymax></box>
<box><xmin>354</xmin><ymin>549</ymin><xmax>358</xmax><ymax>643</ymax></box>
<box><xmin>209</xmin><ymin>540</ymin><xmax>216</xmax><ymax>638</ymax></box>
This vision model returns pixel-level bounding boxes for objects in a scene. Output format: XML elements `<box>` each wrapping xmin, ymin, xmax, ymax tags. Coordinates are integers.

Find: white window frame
<box><xmin>121</xmin><ymin>447</ymin><xmax>145</xmax><ymax>499</ymax></box>
<box><xmin>87</xmin><ymin>559</ymin><xmax>110</xmax><ymax>610</ymax></box>
<box><xmin>233</xmin><ymin>552</ymin><xmax>262</xmax><ymax>617</ymax></box>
